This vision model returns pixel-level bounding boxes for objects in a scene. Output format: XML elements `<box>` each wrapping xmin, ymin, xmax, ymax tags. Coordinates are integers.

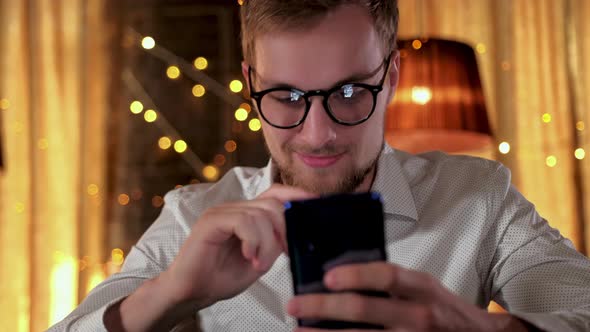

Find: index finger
<box><xmin>258</xmin><ymin>183</ymin><xmax>318</xmax><ymax>203</ymax></box>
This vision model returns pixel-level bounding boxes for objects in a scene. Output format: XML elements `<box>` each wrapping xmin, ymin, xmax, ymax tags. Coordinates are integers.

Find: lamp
<box><xmin>385</xmin><ymin>38</ymin><xmax>494</xmax><ymax>156</ymax></box>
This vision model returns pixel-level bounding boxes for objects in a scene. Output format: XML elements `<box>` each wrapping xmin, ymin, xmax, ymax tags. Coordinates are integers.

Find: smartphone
<box><xmin>285</xmin><ymin>192</ymin><xmax>388</xmax><ymax>330</ymax></box>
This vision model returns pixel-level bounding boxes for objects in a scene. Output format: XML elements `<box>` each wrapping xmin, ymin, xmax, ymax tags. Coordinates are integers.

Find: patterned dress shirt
<box><xmin>49</xmin><ymin>144</ymin><xmax>590</xmax><ymax>331</ymax></box>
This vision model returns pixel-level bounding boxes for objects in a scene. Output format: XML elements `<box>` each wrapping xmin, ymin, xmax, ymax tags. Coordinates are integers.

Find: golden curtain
<box><xmin>398</xmin><ymin>0</ymin><xmax>590</xmax><ymax>254</ymax></box>
<box><xmin>0</xmin><ymin>0</ymin><xmax>111</xmax><ymax>330</ymax></box>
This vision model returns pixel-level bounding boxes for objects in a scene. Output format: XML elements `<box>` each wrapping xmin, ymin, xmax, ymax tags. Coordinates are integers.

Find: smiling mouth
<box><xmin>296</xmin><ymin>152</ymin><xmax>345</xmax><ymax>168</ymax></box>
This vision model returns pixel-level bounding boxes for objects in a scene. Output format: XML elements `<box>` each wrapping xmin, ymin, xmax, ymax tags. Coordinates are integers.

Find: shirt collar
<box><xmin>250</xmin><ymin>143</ymin><xmax>418</xmax><ymax>221</ymax></box>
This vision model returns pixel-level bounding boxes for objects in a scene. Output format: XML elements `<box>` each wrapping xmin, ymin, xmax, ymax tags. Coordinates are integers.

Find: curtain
<box><xmin>397</xmin><ymin>0</ymin><xmax>590</xmax><ymax>254</ymax></box>
<box><xmin>0</xmin><ymin>0</ymin><xmax>112</xmax><ymax>330</ymax></box>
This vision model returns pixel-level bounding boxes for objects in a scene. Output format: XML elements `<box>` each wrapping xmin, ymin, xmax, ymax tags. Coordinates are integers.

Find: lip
<box><xmin>297</xmin><ymin>152</ymin><xmax>344</xmax><ymax>168</ymax></box>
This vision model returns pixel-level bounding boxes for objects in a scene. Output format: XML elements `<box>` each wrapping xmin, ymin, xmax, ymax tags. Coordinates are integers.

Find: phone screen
<box><xmin>285</xmin><ymin>192</ymin><xmax>387</xmax><ymax>329</ymax></box>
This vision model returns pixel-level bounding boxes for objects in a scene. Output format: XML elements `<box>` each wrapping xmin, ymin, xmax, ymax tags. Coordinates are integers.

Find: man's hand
<box><xmin>107</xmin><ymin>184</ymin><xmax>316</xmax><ymax>332</ymax></box>
<box><xmin>287</xmin><ymin>262</ymin><xmax>531</xmax><ymax>332</ymax></box>
<box><xmin>159</xmin><ymin>184</ymin><xmax>316</xmax><ymax>309</ymax></box>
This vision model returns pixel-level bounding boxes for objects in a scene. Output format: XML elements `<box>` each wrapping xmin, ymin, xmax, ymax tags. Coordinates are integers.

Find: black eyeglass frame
<box><xmin>247</xmin><ymin>54</ymin><xmax>392</xmax><ymax>129</ymax></box>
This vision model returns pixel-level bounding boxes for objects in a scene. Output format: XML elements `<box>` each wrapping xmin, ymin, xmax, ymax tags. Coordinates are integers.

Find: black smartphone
<box><xmin>285</xmin><ymin>192</ymin><xmax>388</xmax><ymax>330</ymax></box>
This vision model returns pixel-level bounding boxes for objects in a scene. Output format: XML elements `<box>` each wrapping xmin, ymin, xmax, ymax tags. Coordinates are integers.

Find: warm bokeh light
<box><xmin>49</xmin><ymin>252</ymin><xmax>77</xmax><ymax>326</ymax></box>
<box><xmin>476</xmin><ymin>43</ymin><xmax>487</xmax><ymax>54</ymax></box>
<box><xmin>166</xmin><ymin>66</ymin><xmax>181</xmax><ymax>80</ymax></box>
<box><xmin>0</xmin><ymin>98</ymin><xmax>10</xmax><ymax>110</ymax></box>
<box><xmin>87</xmin><ymin>184</ymin><xmax>99</xmax><ymax>196</ymax></box>
<box><xmin>194</xmin><ymin>57</ymin><xmax>208</xmax><ymax>70</ymax></box>
<box><xmin>501</xmin><ymin>61</ymin><xmax>511</xmax><ymax>71</ymax></box>
<box><xmin>152</xmin><ymin>195</ymin><xmax>164</xmax><ymax>208</ymax></box>
<box><xmin>249</xmin><ymin>118</ymin><xmax>262</xmax><ymax>132</ymax></box>
<box><xmin>158</xmin><ymin>136</ymin><xmax>172</xmax><ymax>150</ymax></box>
<box><xmin>111</xmin><ymin>248</ymin><xmax>125</xmax><ymax>266</ymax></box>
<box><xmin>130</xmin><ymin>101</ymin><xmax>144</xmax><ymax>114</ymax></box>
<box><xmin>38</xmin><ymin>138</ymin><xmax>49</xmax><ymax>150</ymax></box>
<box><xmin>577</xmin><ymin>121</ymin><xmax>585</xmax><ymax>131</ymax></box>
<box><xmin>214</xmin><ymin>154</ymin><xmax>226</xmax><ymax>167</ymax></box>
<box><xmin>499</xmin><ymin>142</ymin><xmax>511</xmax><ymax>154</ymax></box>
<box><xmin>203</xmin><ymin>165</ymin><xmax>219</xmax><ymax>181</ymax></box>
<box><xmin>575</xmin><ymin>148</ymin><xmax>586</xmax><ymax>160</ymax></box>
<box><xmin>15</xmin><ymin>202</ymin><xmax>25</xmax><ymax>214</ymax></box>
<box><xmin>542</xmin><ymin>113</ymin><xmax>552</xmax><ymax>123</ymax></box>
<box><xmin>240</xmin><ymin>103</ymin><xmax>252</xmax><ymax>113</ymax></box>
<box><xmin>235</xmin><ymin>108</ymin><xmax>248</xmax><ymax>121</ymax></box>
<box><xmin>174</xmin><ymin>140</ymin><xmax>188</xmax><ymax>153</ymax></box>
<box><xmin>118</xmin><ymin>194</ymin><xmax>130</xmax><ymax>206</ymax></box>
<box><xmin>86</xmin><ymin>270</ymin><xmax>106</xmax><ymax>295</ymax></box>
<box><xmin>238</xmin><ymin>0</ymin><xmax>245</xmax><ymax>5</ymax></box>
<box><xmin>546</xmin><ymin>155</ymin><xmax>558</xmax><ymax>168</ymax></box>
<box><xmin>224</xmin><ymin>140</ymin><xmax>237</xmax><ymax>153</ymax></box>
<box><xmin>411</xmin><ymin>86</ymin><xmax>433</xmax><ymax>105</ymax></box>
<box><xmin>412</xmin><ymin>39</ymin><xmax>422</xmax><ymax>50</ymax></box>
<box><xmin>192</xmin><ymin>84</ymin><xmax>206</xmax><ymax>97</ymax></box>
<box><xmin>144</xmin><ymin>109</ymin><xmax>157</xmax><ymax>123</ymax></box>
<box><xmin>131</xmin><ymin>189</ymin><xmax>143</xmax><ymax>201</ymax></box>
<box><xmin>229</xmin><ymin>80</ymin><xmax>244</xmax><ymax>93</ymax></box>
<box><xmin>141</xmin><ymin>36</ymin><xmax>156</xmax><ymax>50</ymax></box>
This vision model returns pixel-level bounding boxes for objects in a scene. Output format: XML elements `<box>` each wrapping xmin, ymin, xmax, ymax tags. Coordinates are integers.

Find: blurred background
<box><xmin>0</xmin><ymin>0</ymin><xmax>589</xmax><ymax>330</ymax></box>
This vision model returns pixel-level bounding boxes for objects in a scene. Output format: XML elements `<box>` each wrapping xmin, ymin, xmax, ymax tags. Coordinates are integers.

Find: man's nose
<box><xmin>297</xmin><ymin>97</ymin><xmax>337</xmax><ymax>147</ymax></box>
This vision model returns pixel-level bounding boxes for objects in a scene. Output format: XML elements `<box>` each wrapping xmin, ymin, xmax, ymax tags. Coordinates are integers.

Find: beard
<box><xmin>272</xmin><ymin>141</ymin><xmax>380</xmax><ymax>195</ymax></box>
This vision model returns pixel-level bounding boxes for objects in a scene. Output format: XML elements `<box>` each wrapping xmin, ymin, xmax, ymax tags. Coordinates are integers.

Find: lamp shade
<box><xmin>386</xmin><ymin>38</ymin><xmax>493</xmax><ymax>155</ymax></box>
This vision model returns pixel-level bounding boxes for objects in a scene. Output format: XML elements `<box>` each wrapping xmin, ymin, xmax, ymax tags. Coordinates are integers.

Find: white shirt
<box><xmin>49</xmin><ymin>145</ymin><xmax>590</xmax><ymax>331</ymax></box>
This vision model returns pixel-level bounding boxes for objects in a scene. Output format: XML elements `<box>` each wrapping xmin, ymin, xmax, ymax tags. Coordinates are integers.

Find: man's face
<box><xmin>243</xmin><ymin>5</ymin><xmax>400</xmax><ymax>195</ymax></box>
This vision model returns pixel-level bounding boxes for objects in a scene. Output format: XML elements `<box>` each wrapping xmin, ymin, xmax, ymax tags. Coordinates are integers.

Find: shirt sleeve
<box><xmin>483</xmin><ymin>173</ymin><xmax>590</xmax><ymax>332</ymax></box>
<box><xmin>46</xmin><ymin>190</ymin><xmax>191</xmax><ymax>331</ymax></box>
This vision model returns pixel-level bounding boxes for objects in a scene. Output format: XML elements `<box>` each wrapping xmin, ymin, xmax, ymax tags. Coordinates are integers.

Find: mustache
<box><xmin>284</xmin><ymin>143</ymin><xmax>347</xmax><ymax>155</ymax></box>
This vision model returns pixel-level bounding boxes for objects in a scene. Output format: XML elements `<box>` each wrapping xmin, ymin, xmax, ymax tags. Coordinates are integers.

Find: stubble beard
<box><xmin>272</xmin><ymin>143</ymin><xmax>380</xmax><ymax>195</ymax></box>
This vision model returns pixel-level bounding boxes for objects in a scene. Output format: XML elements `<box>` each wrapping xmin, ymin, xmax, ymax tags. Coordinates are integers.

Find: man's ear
<box><xmin>241</xmin><ymin>61</ymin><xmax>250</xmax><ymax>93</ymax></box>
<box><xmin>386</xmin><ymin>50</ymin><xmax>401</xmax><ymax>103</ymax></box>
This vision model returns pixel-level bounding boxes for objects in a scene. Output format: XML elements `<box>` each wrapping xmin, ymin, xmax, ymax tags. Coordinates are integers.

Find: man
<box><xmin>50</xmin><ymin>1</ymin><xmax>590</xmax><ymax>331</ymax></box>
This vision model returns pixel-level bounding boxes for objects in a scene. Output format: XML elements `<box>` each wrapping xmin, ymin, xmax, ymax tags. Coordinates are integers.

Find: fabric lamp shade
<box><xmin>386</xmin><ymin>38</ymin><xmax>494</xmax><ymax>156</ymax></box>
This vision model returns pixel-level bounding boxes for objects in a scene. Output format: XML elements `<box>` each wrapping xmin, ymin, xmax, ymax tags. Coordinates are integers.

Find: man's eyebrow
<box><xmin>256</xmin><ymin>63</ymin><xmax>384</xmax><ymax>90</ymax></box>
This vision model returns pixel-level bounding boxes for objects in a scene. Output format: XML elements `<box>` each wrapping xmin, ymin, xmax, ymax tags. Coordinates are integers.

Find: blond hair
<box><xmin>240</xmin><ymin>0</ymin><xmax>399</xmax><ymax>66</ymax></box>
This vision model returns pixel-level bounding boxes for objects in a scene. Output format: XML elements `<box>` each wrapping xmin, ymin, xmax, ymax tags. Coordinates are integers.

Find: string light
<box><xmin>249</xmin><ymin>118</ymin><xmax>262</xmax><ymax>131</ymax></box>
<box><xmin>235</xmin><ymin>107</ymin><xmax>248</xmax><ymax>121</ymax></box>
<box><xmin>194</xmin><ymin>57</ymin><xmax>208</xmax><ymax>70</ymax></box>
<box><xmin>541</xmin><ymin>113</ymin><xmax>552</xmax><ymax>123</ymax></box>
<box><xmin>144</xmin><ymin>109</ymin><xmax>157</xmax><ymax>123</ymax></box>
<box><xmin>240</xmin><ymin>103</ymin><xmax>252</xmax><ymax>113</ymax></box>
<box><xmin>152</xmin><ymin>195</ymin><xmax>164</xmax><ymax>208</ymax></box>
<box><xmin>158</xmin><ymin>136</ymin><xmax>172</xmax><ymax>150</ymax></box>
<box><xmin>130</xmin><ymin>101</ymin><xmax>144</xmax><ymax>114</ymax></box>
<box><xmin>111</xmin><ymin>249</ymin><xmax>124</xmax><ymax>266</ymax></box>
<box><xmin>87</xmin><ymin>184</ymin><xmax>99</xmax><ymax>196</ymax></box>
<box><xmin>166</xmin><ymin>66</ymin><xmax>181</xmax><ymax>80</ymax></box>
<box><xmin>192</xmin><ymin>84</ymin><xmax>206</xmax><ymax>97</ymax></box>
<box><xmin>499</xmin><ymin>142</ymin><xmax>511</xmax><ymax>154</ymax></box>
<box><xmin>131</xmin><ymin>189</ymin><xmax>143</xmax><ymax>201</ymax></box>
<box><xmin>412</xmin><ymin>39</ymin><xmax>422</xmax><ymax>50</ymax></box>
<box><xmin>118</xmin><ymin>194</ymin><xmax>130</xmax><ymax>206</ymax></box>
<box><xmin>546</xmin><ymin>155</ymin><xmax>557</xmax><ymax>168</ymax></box>
<box><xmin>476</xmin><ymin>43</ymin><xmax>487</xmax><ymax>54</ymax></box>
<box><xmin>38</xmin><ymin>138</ymin><xmax>49</xmax><ymax>150</ymax></box>
<box><xmin>203</xmin><ymin>165</ymin><xmax>219</xmax><ymax>181</ymax></box>
<box><xmin>224</xmin><ymin>140</ymin><xmax>237</xmax><ymax>153</ymax></box>
<box><xmin>214</xmin><ymin>154</ymin><xmax>226</xmax><ymax>167</ymax></box>
<box><xmin>575</xmin><ymin>148</ymin><xmax>586</xmax><ymax>160</ymax></box>
<box><xmin>174</xmin><ymin>140</ymin><xmax>188</xmax><ymax>153</ymax></box>
<box><xmin>141</xmin><ymin>36</ymin><xmax>156</xmax><ymax>50</ymax></box>
<box><xmin>577</xmin><ymin>121</ymin><xmax>585</xmax><ymax>131</ymax></box>
<box><xmin>0</xmin><ymin>98</ymin><xmax>10</xmax><ymax>110</ymax></box>
<box><xmin>229</xmin><ymin>80</ymin><xmax>244</xmax><ymax>93</ymax></box>
<box><xmin>15</xmin><ymin>202</ymin><xmax>25</xmax><ymax>214</ymax></box>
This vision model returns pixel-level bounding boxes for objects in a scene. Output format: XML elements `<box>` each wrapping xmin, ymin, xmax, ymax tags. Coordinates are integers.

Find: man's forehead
<box><xmin>251</xmin><ymin>13</ymin><xmax>384</xmax><ymax>90</ymax></box>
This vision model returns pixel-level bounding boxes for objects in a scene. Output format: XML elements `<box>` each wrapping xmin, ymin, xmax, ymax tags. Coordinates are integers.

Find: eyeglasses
<box><xmin>247</xmin><ymin>55</ymin><xmax>392</xmax><ymax>129</ymax></box>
